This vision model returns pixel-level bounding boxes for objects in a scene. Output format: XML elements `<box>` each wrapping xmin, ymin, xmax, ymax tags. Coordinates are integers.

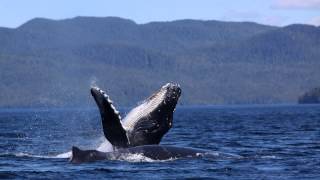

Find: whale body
<box><xmin>70</xmin><ymin>145</ymin><xmax>211</xmax><ymax>164</ymax></box>
<box><xmin>91</xmin><ymin>83</ymin><xmax>181</xmax><ymax>148</ymax></box>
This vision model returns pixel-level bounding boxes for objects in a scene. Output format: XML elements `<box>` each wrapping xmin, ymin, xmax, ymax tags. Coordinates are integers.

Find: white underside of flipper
<box><xmin>122</xmin><ymin>84</ymin><xmax>169</xmax><ymax>131</ymax></box>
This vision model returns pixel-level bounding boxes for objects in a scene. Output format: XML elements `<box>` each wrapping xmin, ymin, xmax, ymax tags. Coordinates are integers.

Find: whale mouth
<box><xmin>159</xmin><ymin>83</ymin><xmax>181</xmax><ymax>105</ymax></box>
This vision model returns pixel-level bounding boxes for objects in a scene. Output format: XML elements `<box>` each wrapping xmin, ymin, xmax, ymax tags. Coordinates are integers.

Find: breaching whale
<box><xmin>70</xmin><ymin>83</ymin><xmax>240</xmax><ymax>163</ymax></box>
<box><xmin>90</xmin><ymin>83</ymin><xmax>181</xmax><ymax>148</ymax></box>
<box><xmin>69</xmin><ymin>83</ymin><xmax>220</xmax><ymax>163</ymax></box>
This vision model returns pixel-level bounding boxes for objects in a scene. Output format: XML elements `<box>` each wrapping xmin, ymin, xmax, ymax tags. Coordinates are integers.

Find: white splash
<box><xmin>116</xmin><ymin>153</ymin><xmax>175</xmax><ymax>163</ymax></box>
<box><xmin>97</xmin><ymin>140</ymin><xmax>114</xmax><ymax>152</ymax></box>
<box><xmin>90</xmin><ymin>76</ymin><xmax>98</xmax><ymax>88</ymax></box>
<box><xmin>55</xmin><ymin>151</ymin><xmax>72</xmax><ymax>158</ymax></box>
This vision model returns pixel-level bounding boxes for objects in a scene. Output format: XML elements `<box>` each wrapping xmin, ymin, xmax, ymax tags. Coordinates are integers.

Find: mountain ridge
<box><xmin>0</xmin><ymin>16</ymin><xmax>319</xmax><ymax>107</ymax></box>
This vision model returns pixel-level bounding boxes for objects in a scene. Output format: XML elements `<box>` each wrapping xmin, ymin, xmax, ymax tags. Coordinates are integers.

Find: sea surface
<box><xmin>0</xmin><ymin>105</ymin><xmax>319</xmax><ymax>179</ymax></box>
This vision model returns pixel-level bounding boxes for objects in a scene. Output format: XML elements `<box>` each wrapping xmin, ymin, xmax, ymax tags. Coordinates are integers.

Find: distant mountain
<box><xmin>0</xmin><ymin>16</ymin><xmax>319</xmax><ymax>108</ymax></box>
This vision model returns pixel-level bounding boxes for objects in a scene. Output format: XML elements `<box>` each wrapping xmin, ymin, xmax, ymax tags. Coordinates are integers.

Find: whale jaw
<box><xmin>91</xmin><ymin>83</ymin><xmax>181</xmax><ymax>148</ymax></box>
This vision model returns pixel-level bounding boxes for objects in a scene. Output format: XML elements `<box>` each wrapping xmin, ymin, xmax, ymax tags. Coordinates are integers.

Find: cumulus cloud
<box><xmin>273</xmin><ymin>0</ymin><xmax>320</xmax><ymax>9</ymax></box>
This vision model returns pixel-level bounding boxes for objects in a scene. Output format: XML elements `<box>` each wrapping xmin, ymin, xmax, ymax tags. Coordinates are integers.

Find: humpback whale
<box><xmin>90</xmin><ymin>83</ymin><xmax>181</xmax><ymax>148</ymax></box>
<box><xmin>70</xmin><ymin>83</ymin><xmax>220</xmax><ymax>163</ymax></box>
<box><xmin>70</xmin><ymin>145</ymin><xmax>213</xmax><ymax>164</ymax></box>
<box><xmin>69</xmin><ymin>83</ymin><xmax>241</xmax><ymax>163</ymax></box>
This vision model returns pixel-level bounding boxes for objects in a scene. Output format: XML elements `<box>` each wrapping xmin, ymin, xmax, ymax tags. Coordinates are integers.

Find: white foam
<box><xmin>15</xmin><ymin>152</ymin><xmax>49</xmax><ymax>158</ymax></box>
<box><xmin>261</xmin><ymin>155</ymin><xmax>277</xmax><ymax>159</ymax></box>
<box><xmin>55</xmin><ymin>151</ymin><xmax>72</xmax><ymax>158</ymax></box>
<box><xmin>0</xmin><ymin>152</ymin><xmax>60</xmax><ymax>159</ymax></box>
<box><xmin>115</xmin><ymin>153</ymin><xmax>175</xmax><ymax>163</ymax></box>
<box><xmin>97</xmin><ymin>140</ymin><xmax>114</xmax><ymax>152</ymax></box>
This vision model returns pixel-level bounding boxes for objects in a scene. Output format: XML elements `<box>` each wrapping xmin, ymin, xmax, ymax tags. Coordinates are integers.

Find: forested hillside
<box><xmin>0</xmin><ymin>17</ymin><xmax>319</xmax><ymax>107</ymax></box>
<box><xmin>299</xmin><ymin>87</ymin><xmax>320</xmax><ymax>104</ymax></box>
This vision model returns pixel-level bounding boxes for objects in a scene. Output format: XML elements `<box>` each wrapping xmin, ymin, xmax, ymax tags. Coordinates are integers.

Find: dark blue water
<box><xmin>0</xmin><ymin>105</ymin><xmax>319</xmax><ymax>179</ymax></box>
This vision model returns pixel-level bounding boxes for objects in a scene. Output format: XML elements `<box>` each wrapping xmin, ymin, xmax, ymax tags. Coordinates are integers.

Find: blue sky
<box><xmin>0</xmin><ymin>0</ymin><xmax>319</xmax><ymax>28</ymax></box>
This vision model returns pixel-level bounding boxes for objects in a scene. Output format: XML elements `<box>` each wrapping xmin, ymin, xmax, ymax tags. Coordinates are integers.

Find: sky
<box><xmin>0</xmin><ymin>0</ymin><xmax>319</xmax><ymax>28</ymax></box>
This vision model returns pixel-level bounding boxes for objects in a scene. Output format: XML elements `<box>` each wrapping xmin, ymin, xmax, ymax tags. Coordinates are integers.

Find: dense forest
<box><xmin>299</xmin><ymin>87</ymin><xmax>320</xmax><ymax>104</ymax></box>
<box><xmin>0</xmin><ymin>17</ymin><xmax>319</xmax><ymax>107</ymax></box>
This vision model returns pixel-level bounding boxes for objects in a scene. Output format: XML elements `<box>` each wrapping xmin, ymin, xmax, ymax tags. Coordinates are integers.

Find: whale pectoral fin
<box><xmin>91</xmin><ymin>87</ymin><xmax>128</xmax><ymax>148</ymax></box>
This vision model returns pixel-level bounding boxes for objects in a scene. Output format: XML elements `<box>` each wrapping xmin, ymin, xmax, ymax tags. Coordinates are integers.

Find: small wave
<box><xmin>0</xmin><ymin>132</ymin><xmax>26</xmax><ymax>138</ymax></box>
<box><xmin>261</xmin><ymin>155</ymin><xmax>278</xmax><ymax>159</ymax></box>
<box><xmin>55</xmin><ymin>151</ymin><xmax>72</xmax><ymax>158</ymax></box>
<box><xmin>0</xmin><ymin>151</ymin><xmax>74</xmax><ymax>159</ymax></box>
<box><xmin>16</xmin><ymin>152</ymin><xmax>54</xmax><ymax>159</ymax></box>
<box><xmin>0</xmin><ymin>152</ymin><xmax>55</xmax><ymax>159</ymax></box>
<box><xmin>204</xmin><ymin>151</ymin><xmax>243</xmax><ymax>159</ymax></box>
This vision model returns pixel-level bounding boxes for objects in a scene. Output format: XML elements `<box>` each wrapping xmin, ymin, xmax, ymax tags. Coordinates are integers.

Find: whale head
<box><xmin>147</xmin><ymin>82</ymin><xmax>181</xmax><ymax>109</ymax></box>
<box><xmin>122</xmin><ymin>83</ymin><xmax>181</xmax><ymax>146</ymax></box>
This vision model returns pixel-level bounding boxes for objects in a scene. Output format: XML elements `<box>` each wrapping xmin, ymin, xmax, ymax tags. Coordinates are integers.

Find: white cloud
<box><xmin>273</xmin><ymin>0</ymin><xmax>320</xmax><ymax>9</ymax></box>
<box><xmin>308</xmin><ymin>16</ymin><xmax>320</xmax><ymax>25</ymax></box>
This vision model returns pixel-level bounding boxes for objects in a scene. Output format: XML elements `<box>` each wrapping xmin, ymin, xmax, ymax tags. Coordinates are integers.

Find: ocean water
<box><xmin>0</xmin><ymin>105</ymin><xmax>319</xmax><ymax>179</ymax></box>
